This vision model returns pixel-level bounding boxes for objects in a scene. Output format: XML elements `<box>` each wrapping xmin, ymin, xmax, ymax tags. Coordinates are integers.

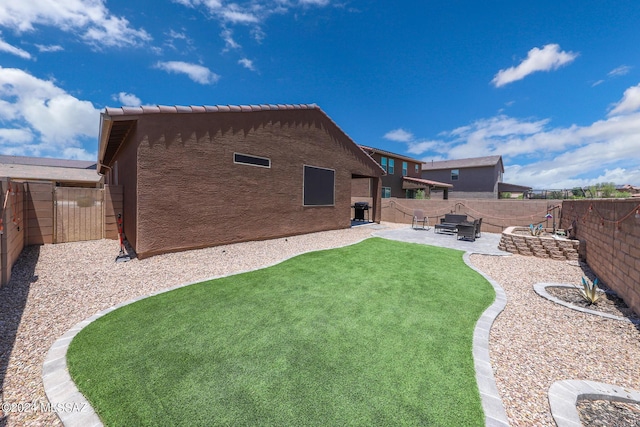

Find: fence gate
<box><xmin>54</xmin><ymin>187</ymin><xmax>104</xmax><ymax>243</ymax></box>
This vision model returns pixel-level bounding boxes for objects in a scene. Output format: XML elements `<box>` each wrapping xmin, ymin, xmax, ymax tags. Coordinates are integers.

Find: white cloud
<box><xmin>608</xmin><ymin>65</ymin><xmax>631</xmax><ymax>77</ymax></box>
<box><xmin>404</xmin><ymin>83</ymin><xmax>640</xmax><ymax>188</ymax></box>
<box><xmin>221</xmin><ymin>28</ymin><xmax>241</xmax><ymax>50</ymax></box>
<box><xmin>155</xmin><ymin>61</ymin><xmax>220</xmax><ymax>84</ymax></box>
<box><xmin>173</xmin><ymin>0</ymin><xmax>332</xmax><ymax>46</ymax></box>
<box><xmin>35</xmin><ymin>43</ymin><xmax>63</xmax><ymax>52</ymax></box>
<box><xmin>407</xmin><ymin>140</ymin><xmax>439</xmax><ymax>155</ymax></box>
<box><xmin>299</xmin><ymin>0</ymin><xmax>331</xmax><ymax>5</ymax></box>
<box><xmin>0</xmin><ymin>37</ymin><xmax>31</xmax><ymax>59</ymax></box>
<box><xmin>0</xmin><ymin>0</ymin><xmax>151</xmax><ymax>49</ymax></box>
<box><xmin>383</xmin><ymin>128</ymin><xmax>413</xmax><ymax>142</ymax></box>
<box><xmin>491</xmin><ymin>44</ymin><xmax>578</xmax><ymax>87</ymax></box>
<box><xmin>114</xmin><ymin>92</ymin><xmax>142</xmax><ymax>107</ymax></box>
<box><xmin>0</xmin><ymin>66</ymin><xmax>99</xmax><ymax>159</ymax></box>
<box><xmin>608</xmin><ymin>83</ymin><xmax>640</xmax><ymax>116</ymax></box>
<box><xmin>238</xmin><ymin>58</ymin><xmax>256</xmax><ymax>71</ymax></box>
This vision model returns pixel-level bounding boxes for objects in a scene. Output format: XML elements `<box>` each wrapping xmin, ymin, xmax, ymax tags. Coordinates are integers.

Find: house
<box><xmin>97</xmin><ymin>104</ymin><xmax>384</xmax><ymax>258</ymax></box>
<box><xmin>358</xmin><ymin>146</ymin><xmax>452</xmax><ymax>199</ymax></box>
<box><xmin>422</xmin><ymin>155</ymin><xmax>530</xmax><ymax>199</ymax></box>
<box><xmin>0</xmin><ymin>155</ymin><xmax>102</xmax><ymax>187</ymax></box>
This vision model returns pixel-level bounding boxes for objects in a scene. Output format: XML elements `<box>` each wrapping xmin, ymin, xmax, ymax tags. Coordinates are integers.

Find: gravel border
<box><xmin>548</xmin><ymin>380</ymin><xmax>640</xmax><ymax>427</ymax></box>
<box><xmin>534</xmin><ymin>283</ymin><xmax>640</xmax><ymax>324</ymax></box>
<box><xmin>469</xmin><ymin>254</ymin><xmax>640</xmax><ymax>426</ymax></box>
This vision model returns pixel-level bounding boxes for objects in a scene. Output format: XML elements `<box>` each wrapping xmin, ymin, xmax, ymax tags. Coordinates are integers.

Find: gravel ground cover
<box><xmin>470</xmin><ymin>254</ymin><xmax>640</xmax><ymax>427</ymax></box>
<box><xmin>1</xmin><ymin>224</ymin><xmax>639</xmax><ymax>427</ymax></box>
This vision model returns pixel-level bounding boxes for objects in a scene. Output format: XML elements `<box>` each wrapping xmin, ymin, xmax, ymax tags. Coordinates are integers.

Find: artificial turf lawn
<box><xmin>67</xmin><ymin>238</ymin><xmax>495</xmax><ymax>426</ymax></box>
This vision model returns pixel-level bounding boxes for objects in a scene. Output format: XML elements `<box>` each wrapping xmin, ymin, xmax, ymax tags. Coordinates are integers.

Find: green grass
<box><xmin>67</xmin><ymin>238</ymin><xmax>494</xmax><ymax>426</ymax></box>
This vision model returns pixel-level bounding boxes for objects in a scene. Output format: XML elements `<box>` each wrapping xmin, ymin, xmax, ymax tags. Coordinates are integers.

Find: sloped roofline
<box><xmin>422</xmin><ymin>155</ymin><xmax>504</xmax><ymax>173</ymax></box>
<box><xmin>358</xmin><ymin>145</ymin><xmax>424</xmax><ymax>165</ymax></box>
<box><xmin>98</xmin><ymin>103</ymin><xmax>385</xmax><ymax>177</ymax></box>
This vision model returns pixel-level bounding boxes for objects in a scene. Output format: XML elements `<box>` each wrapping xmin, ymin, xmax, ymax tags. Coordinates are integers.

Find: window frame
<box><xmin>382</xmin><ymin>187</ymin><xmax>391</xmax><ymax>198</ymax></box>
<box><xmin>380</xmin><ymin>156</ymin><xmax>388</xmax><ymax>172</ymax></box>
<box><xmin>402</xmin><ymin>161</ymin><xmax>408</xmax><ymax>177</ymax></box>
<box><xmin>388</xmin><ymin>158</ymin><xmax>395</xmax><ymax>175</ymax></box>
<box><xmin>302</xmin><ymin>164</ymin><xmax>336</xmax><ymax>207</ymax></box>
<box><xmin>451</xmin><ymin>169</ymin><xmax>459</xmax><ymax>181</ymax></box>
<box><xmin>233</xmin><ymin>152</ymin><xmax>271</xmax><ymax>168</ymax></box>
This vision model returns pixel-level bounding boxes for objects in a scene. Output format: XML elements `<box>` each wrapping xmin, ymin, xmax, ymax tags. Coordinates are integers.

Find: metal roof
<box><xmin>403</xmin><ymin>176</ymin><xmax>453</xmax><ymax>189</ymax></box>
<box><xmin>422</xmin><ymin>155</ymin><xmax>503</xmax><ymax>172</ymax></box>
<box><xmin>98</xmin><ymin>103</ymin><xmax>386</xmax><ymax>177</ymax></box>
<box><xmin>358</xmin><ymin>145</ymin><xmax>424</xmax><ymax>164</ymax></box>
<box><xmin>0</xmin><ymin>155</ymin><xmax>96</xmax><ymax>169</ymax></box>
<box><xmin>0</xmin><ymin>163</ymin><xmax>102</xmax><ymax>183</ymax></box>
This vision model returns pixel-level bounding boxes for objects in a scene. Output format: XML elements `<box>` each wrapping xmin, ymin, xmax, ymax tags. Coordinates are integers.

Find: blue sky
<box><xmin>1</xmin><ymin>0</ymin><xmax>639</xmax><ymax>188</ymax></box>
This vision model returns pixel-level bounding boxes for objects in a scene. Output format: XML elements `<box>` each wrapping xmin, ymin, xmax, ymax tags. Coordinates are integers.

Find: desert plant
<box><xmin>529</xmin><ymin>224</ymin><xmax>543</xmax><ymax>236</ymax></box>
<box><xmin>499</xmin><ymin>192</ymin><xmax>511</xmax><ymax>199</ymax></box>
<box><xmin>574</xmin><ymin>277</ymin><xmax>601</xmax><ymax>305</ymax></box>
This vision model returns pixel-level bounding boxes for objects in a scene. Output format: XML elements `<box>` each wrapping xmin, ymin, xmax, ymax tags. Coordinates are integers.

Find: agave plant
<box><xmin>574</xmin><ymin>277</ymin><xmax>601</xmax><ymax>305</ymax></box>
<box><xmin>529</xmin><ymin>224</ymin><xmax>543</xmax><ymax>236</ymax></box>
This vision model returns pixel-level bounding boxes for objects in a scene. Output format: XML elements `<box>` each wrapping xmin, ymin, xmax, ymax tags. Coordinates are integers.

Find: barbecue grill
<box><xmin>352</xmin><ymin>201</ymin><xmax>370</xmax><ymax>221</ymax></box>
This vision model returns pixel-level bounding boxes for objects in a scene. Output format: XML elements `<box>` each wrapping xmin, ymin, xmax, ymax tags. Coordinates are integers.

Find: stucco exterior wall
<box><xmin>422</xmin><ymin>165</ymin><xmax>499</xmax><ymax>197</ymax></box>
<box><xmin>127</xmin><ymin>109</ymin><xmax>381</xmax><ymax>258</ymax></box>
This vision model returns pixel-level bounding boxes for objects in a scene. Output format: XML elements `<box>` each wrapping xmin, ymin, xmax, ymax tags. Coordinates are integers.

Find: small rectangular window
<box><xmin>303</xmin><ymin>165</ymin><xmax>335</xmax><ymax>206</ymax></box>
<box><xmin>451</xmin><ymin>169</ymin><xmax>459</xmax><ymax>181</ymax></box>
<box><xmin>382</xmin><ymin>187</ymin><xmax>391</xmax><ymax>198</ymax></box>
<box><xmin>234</xmin><ymin>153</ymin><xmax>271</xmax><ymax>168</ymax></box>
<box><xmin>388</xmin><ymin>159</ymin><xmax>395</xmax><ymax>175</ymax></box>
<box><xmin>415</xmin><ymin>164</ymin><xmax>419</xmax><ymax>174</ymax></box>
<box><xmin>402</xmin><ymin>161</ymin><xmax>408</xmax><ymax>177</ymax></box>
<box><xmin>381</xmin><ymin>156</ymin><xmax>387</xmax><ymax>172</ymax></box>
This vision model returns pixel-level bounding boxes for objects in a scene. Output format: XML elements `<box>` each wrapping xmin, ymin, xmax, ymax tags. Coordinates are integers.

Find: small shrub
<box><xmin>500</xmin><ymin>192</ymin><xmax>511</xmax><ymax>199</ymax></box>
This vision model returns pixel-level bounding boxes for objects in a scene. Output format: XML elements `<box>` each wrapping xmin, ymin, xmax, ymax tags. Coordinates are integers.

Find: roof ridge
<box><xmin>105</xmin><ymin>103</ymin><xmax>319</xmax><ymax>116</ymax></box>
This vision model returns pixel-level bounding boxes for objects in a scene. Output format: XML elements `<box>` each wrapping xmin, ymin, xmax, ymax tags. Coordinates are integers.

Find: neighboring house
<box><xmin>98</xmin><ymin>104</ymin><xmax>385</xmax><ymax>259</ymax></box>
<box><xmin>0</xmin><ymin>155</ymin><xmax>102</xmax><ymax>187</ymax></box>
<box><xmin>497</xmin><ymin>182</ymin><xmax>533</xmax><ymax>199</ymax></box>
<box><xmin>422</xmin><ymin>155</ymin><xmax>529</xmax><ymax>199</ymax></box>
<box><xmin>358</xmin><ymin>146</ymin><xmax>452</xmax><ymax>199</ymax></box>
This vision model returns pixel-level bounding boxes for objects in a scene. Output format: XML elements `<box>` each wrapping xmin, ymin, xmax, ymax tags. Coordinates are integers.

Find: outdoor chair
<box><xmin>412</xmin><ymin>210</ymin><xmax>429</xmax><ymax>230</ymax></box>
<box><xmin>456</xmin><ymin>220</ymin><xmax>477</xmax><ymax>242</ymax></box>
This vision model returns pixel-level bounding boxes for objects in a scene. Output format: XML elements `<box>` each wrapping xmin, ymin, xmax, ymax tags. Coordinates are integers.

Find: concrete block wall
<box><xmin>381</xmin><ymin>198</ymin><xmax>557</xmax><ymax>233</ymax></box>
<box><xmin>561</xmin><ymin>199</ymin><xmax>640</xmax><ymax>316</ymax></box>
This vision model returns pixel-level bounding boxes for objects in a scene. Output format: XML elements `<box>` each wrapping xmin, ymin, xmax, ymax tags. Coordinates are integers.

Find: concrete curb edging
<box><xmin>548</xmin><ymin>380</ymin><xmax>640</xmax><ymax>427</ymax></box>
<box><xmin>463</xmin><ymin>253</ymin><xmax>511</xmax><ymax>427</ymax></box>
<box><xmin>534</xmin><ymin>283</ymin><xmax>640</xmax><ymax>324</ymax></box>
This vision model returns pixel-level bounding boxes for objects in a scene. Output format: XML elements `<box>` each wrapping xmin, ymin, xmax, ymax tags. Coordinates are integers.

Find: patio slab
<box><xmin>373</xmin><ymin>225</ymin><xmax>511</xmax><ymax>256</ymax></box>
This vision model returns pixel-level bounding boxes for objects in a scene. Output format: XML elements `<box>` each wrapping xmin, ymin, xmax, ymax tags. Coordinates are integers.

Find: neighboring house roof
<box><xmin>99</xmin><ymin>103</ymin><xmax>385</xmax><ymax>176</ymax></box>
<box><xmin>0</xmin><ymin>155</ymin><xmax>101</xmax><ymax>183</ymax></box>
<box><xmin>0</xmin><ymin>164</ymin><xmax>102</xmax><ymax>183</ymax></box>
<box><xmin>0</xmin><ymin>155</ymin><xmax>96</xmax><ymax>169</ymax></box>
<box><xmin>422</xmin><ymin>155</ymin><xmax>504</xmax><ymax>173</ymax></box>
<box><xmin>498</xmin><ymin>182</ymin><xmax>532</xmax><ymax>193</ymax></box>
<box><xmin>403</xmin><ymin>176</ymin><xmax>453</xmax><ymax>189</ymax></box>
<box><xmin>358</xmin><ymin>145</ymin><xmax>423</xmax><ymax>164</ymax></box>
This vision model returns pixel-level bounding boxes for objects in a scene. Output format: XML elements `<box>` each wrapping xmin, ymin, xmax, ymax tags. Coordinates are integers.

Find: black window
<box><xmin>234</xmin><ymin>153</ymin><xmax>271</xmax><ymax>168</ymax></box>
<box><xmin>303</xmin><ymin>165</ymin><xmax>335</xmax><ymax>206</ymax></box>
